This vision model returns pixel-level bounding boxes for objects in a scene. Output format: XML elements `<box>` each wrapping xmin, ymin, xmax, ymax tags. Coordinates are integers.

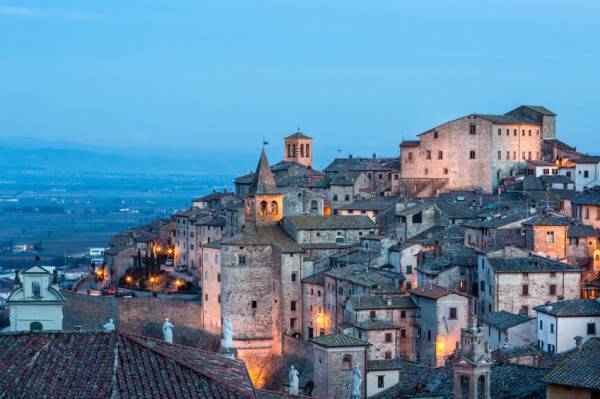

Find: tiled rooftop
<box><xmin>284</xmin><ymin>215</ymin><xmax>377</xmax><ymax>230</ymax></box>
<box><xmin>480</xmin><ymin>311</ymin><xmax>533</xmax><ymax>330</ymax></box>
<box><xmin>543</xmin><ymin>337</ymin><xmax>600</xmax><ymax>391</ymax></box>
<box><xmin>487</xmin><ymin>255</ymin><xmax>581</xmax><ymax>274</ymax></box>
<box><xmin>534</xmin><ymin>299</ymin><xmax>600</xmax><ymax>317</ymax></box>
<box><xmin>350</xmin><ymin>295</ymin><xmax>417</xmax><ymax>310</ymax></box>
<box><xmin>311</xmin><ymin>333</ymin><xmax>369</xmax><ymax>348</ymax></box>
<box><xmin>0</xmin><ymin>331</ymin><xmax>256</xmax><ymax>398</ymax></box>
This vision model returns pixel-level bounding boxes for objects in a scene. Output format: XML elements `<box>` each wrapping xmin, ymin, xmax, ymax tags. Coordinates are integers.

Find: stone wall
<box><xmin>313</xmin><ymin>345</ymin><xmax>366</xmax><ymax>399</ymax></box>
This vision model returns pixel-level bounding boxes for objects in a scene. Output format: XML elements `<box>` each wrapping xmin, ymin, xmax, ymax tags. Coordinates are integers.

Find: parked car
<box><xmin>101</xmin><ymin>287</ymin><xmax>116</xmax><ymax>296</ymax></box>
<box><xmin>115</xmin><ymin>289</ymin><xmax>134</xmax><ymax>298</ymax></box>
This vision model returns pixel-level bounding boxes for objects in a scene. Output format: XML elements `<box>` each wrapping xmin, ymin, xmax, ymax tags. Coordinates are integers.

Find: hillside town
<box><xmin>3</xmin><ymin>105</ymin><xmax>600</xmax><ymax>398</ymax></box>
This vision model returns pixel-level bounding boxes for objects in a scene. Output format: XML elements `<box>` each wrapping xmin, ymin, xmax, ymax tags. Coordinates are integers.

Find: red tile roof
<box><xmin>0</xmin><ymin>331</ymin><xmax>257</xmax><ymax>398</ymax></box>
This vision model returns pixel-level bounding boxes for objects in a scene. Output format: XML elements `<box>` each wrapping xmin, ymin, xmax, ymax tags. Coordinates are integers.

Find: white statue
<box><xmin>103</xmin><ymin>318</ymin><xmax>115</xmax><ymax>332</ymax></box>
<box><xmin>162</xmin><ymin>318</ymin><xmax>174</xmax><ymax>344</ymax></box>
<box><xmin>289</xmin><ymin>365</ymin><xmax>299</xmax><ymax>395</ymax></box>
<box><xmin>222</xmin><ymin>317</ymin><xmax>233</xmax><ymax>349</ymax></box>
<box><xmin>351</xmin><ymin>365</ymin><xmax>362</xmax><ymax>398</ymax></box>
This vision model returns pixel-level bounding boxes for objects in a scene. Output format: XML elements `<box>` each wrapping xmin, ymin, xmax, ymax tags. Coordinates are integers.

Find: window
<box><xmin>449</xmin><ymin>307</ymin><xmax>457</xmax><ymax>320</ymax></box>
<box><xmin>528</xmin><ymin>129</ymin><xmax>532</xmax><ymax>136</ymax></box>
<box><xmin>291</xmin><ymin>272</ymin><xmax>297</xmax><ymax>282</ymax></box>
<box><xmin>238</xmin><ymin>255</ymin><xmax>246</xmax><ymax>265</ymax></box>
<box><xmin>311</xmin><ymin>200</ymin><xmax>318</xmax><ymax>210</ymax></box>
<box><xmin>408</xmin><ymin>152</ymin><xmax>413</xmax><ymax>160</ymax></box>
<box><xmin>306</xmin><ymin>144</ymin><xmax>310</xmax><ymax>156</ymax></box>
<box><xmin>290</xmin><ymin>318</ymin><xmax>296</xmax><ymax>329</ymax></box>
<box><xmin>333</xmin><ymin>194</ymin><xmax>338</xmax><ymax>201</ymax></box>
<box><xmin>513</xmin><ymin>151</ymin><xmax>516</xmax><ymax>160</ymax></box>
<box><xmin>497</xmin><ymin>151</ymin><xmax>502</xmax><ymax>160</ymax></box>
<box><xmin>547</xmin><ymin>231</ymin><xmax>555</xmax><ymax>243</ymax></box>
<box><xmin>412</xmin><ymin>212</ymin><xmax>422</xmax><ymax>224</ymax></box>
<box><xmin>480</xmin><ymin>280</ymin><xmax>485</xmax><ymax>292</ymax></box>
<box><xmin>317</xmin><ymin>290</ymin><xmax>321</xmax><ymax>297</ymax></box>
<box><xmin>291</xmin><ymin>301</ymin><xmax>296</xmax><ymax>311</ymax></box>
<box><xmin>497</xmin><ymin>128</ymin><xmax>501</xmax><ymax>136</ymax></box>
<box><xmin>401</xmin><ymin>310</ymin><xmax>406</xmax><ymax>318</ymax></box>
<box><xmin>506</xmin><ymin>128</ymin><xmax>510</xmax><ymax>136</ymax></box>
<box><xmin>424</xmin><ymin>168</ymin><xmax>428</xmax><ymax>176</ymax></box>
<box><xmin>370</xmin><ymin>310</ymin><xmax>376</xmax><ymax>318</ymax></box>
<box><xmin>270</xmin><ymin>201</ymin><xmax>278</xmax><ymax>215</ymax></box>
<box><xmin>384</xmin><ymin>351</ymin><xmax>392</xmax><ymax>359</ymax></box>
<box><xmin>251</xmin><ymin>300</ymin><xmax>257</xmax><ymax>310</ymax></box>
<box><xmin>406</xmin><ymin>281</ymin><xmax>412</xmax><ymax>290</ymax></box>
<box><xmin>539</xmin><ymin>320</ymin><xmax>544</xmax><ymax>330</ymax></box>
<box><xmin>339</xmin><ymin>287</ymin><xmax>344</xmax><ymax>295</ymax></box>
<box><xmin>506</xmin><ymin>151</ymin><xmax>510</xmax><ymax>160</ymax></box>
<box><xmin>588</xmin><ymin>323</ymin><xmax>596</xmax><ymax>335</ymax></box>
<box><xmin>400</xmin><ymin>328</ymin><xmax>407</xmax><ymax>338</ymax></box>
<box><xmin>427</xmin><ymin>330</ymin><xmax>432</xmax><ymax>341</ymax></box>
<box><xmin>217</xmin><ymin>273</ymin><xmax>221</xmax><ymax>282</ymax></box>
<box><xmin>378</xmin><ymin>375</ymin><xmax>385</xmax><ymax>388</ymax></box>
<box><xmin>521</xmin><ymin>305</ymin><xmax>529</xmax><ymax>315</ymax></box>
<box><xmin>469</xmin><ymin>151</ymin><xmax>476</xmax><ymax>160</ymax></box>
<box><xmin>469</xmin><ymin>124</ymin><xmax>476</xmax><ymax>135</ymax></box>
<box><xmin>406</xmin><ymin>265</ymin><xmax>413</xmax><ymax>274</ymax></box>
<box><xmin>522</xmin><ymin>284</ymin><xmax>529</xmax><ymax>296</ymax></box>
<box><xmin>259</xmin><ymin>201</ymin><xmax>268</xmax><ymax>216</ymax></box>
<box><xmin>434</xmin><ymin>130</ymin><xmax>439</xmax><ymax>139</ymax></box>
<box><xmin>548</xmin><ymin>343</ymin><xmax>556</xmax><ymax>353</ymax></box>
<box><xmin>438</xmin><ymin>151</ymin><xmax>443</xmax><ymax>160</ymax></box>
<box><xmin>586</xmin><ymin>208</ymin><xmax>590</xmax><ymax>219</ymax></box>
<box><xmin>30</xmin><ymin>321</ymin><xmax>43</xmax><ymax>331</ymax></box>
<box><xmin>300</xmin><ymin>144</ymin><xmax>304</xmax><ymax>157</ymax></box>
<box><xmin>550</xmin><ymin>323</ymin><xmax>554</xmax><ymax>334</ymax></box>
<box><xmin>584</xmin><ymin>170</ymin><xmax>590</xmax><ymax>178</ymax></box>
<box><xmin>514</xmin><ymin>129</ymin><xmax>517</xmax><ymax>136</ymax></box>
<box><xmin>443</xmin><ymin>168</ymin><xmax>448</xmax><ymax>175</ymax></box>
<box><xmin>528</xmin><ymin>151</ymin><xmax>532</xmax><ymax>160</ymax></box>
<box><xmin>344</xmin><ymin>194</ymin><xmax>350</xmax><ymax>201</ymax></box>
<box><xmin>385</xmin><ymin>333</ymin><xmax>392</xmax><ymax>343</ymax></box>
<box><xmin>342</xmin><ymin>354</ymin><xmax>353</xmax><ymax>369</ymax></box>
<box><xmin>549</xmin><ymin>284</ymin><xmax>556</xmax><ymax>295</ymax></box>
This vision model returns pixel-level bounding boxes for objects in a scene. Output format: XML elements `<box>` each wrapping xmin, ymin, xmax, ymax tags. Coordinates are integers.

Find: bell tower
<box><xmin>453</xmin><ymin>317</ymin><xmax>493</xmax><ymax>399</ymax></box>
<box><xmin>284</xmin><ymin>130</ymin><xmax>313</xmax><ymax>168</ymax></box>
<box><xmin>244</xmin><ymin>149</ymin><xmax>283</xmax><ymax>226</ymax></box>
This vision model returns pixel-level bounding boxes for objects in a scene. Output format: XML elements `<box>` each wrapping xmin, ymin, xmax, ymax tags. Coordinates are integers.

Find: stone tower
<box><xmin>311</xmin><ymin>333</ymin><xmax>369</xmax><ymax>399</ymax></box>
<box><xmin>453</xmin><ymin>317</ymin><xmax>493</xmax><ymax>399</ymax></box>
<box><xmin>244</xmin><ymin>149</ymin><xmax>283</xmax><ymax>226</ymax></box>
<box><xmin>284</xmin><ymin>130</ymin><xmax>313</xmax><ymax>168</ymax></box>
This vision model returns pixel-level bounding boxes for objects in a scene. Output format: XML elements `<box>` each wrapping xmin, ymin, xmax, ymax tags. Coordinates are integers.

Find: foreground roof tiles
<box><xmin>543</xmin><ymin>337</ymin><xmax>600</xmax><ymax>391</ymax></box>
<box><xmin>0</xmin><ymin>331</ymin><xmax>256</xmax><ymax>399</ymax></box>
<box><xmin>534</xmin><ymin>299</ymin><xmax>600</xmax><ymax>317</ymax></box>
<box><xmin>487</xmin><ymin>255</ymin><xmax>581</xmax><ymax>274</ymax></box>
<box><xmin>480</xmin><ymin>311</ymin><xmax>533</xmax><ymax>330</ymax></box>
<box><xmin>311</xmin><ymin>333</ymin><xmax>369</xmax><ymax>348</ymax></box>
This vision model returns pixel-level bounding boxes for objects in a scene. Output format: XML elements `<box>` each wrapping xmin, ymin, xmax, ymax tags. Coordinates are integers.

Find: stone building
<box><xmin>572</xmin><ymin>189</ymin><xmax>600</xmax><ymax>230</ymax></box>
<box><xmin>324</xmin><ymin>155</ymin><xmax>399</xmax><ymax>197</ymax></box>
<box><xmin>400</xmin><ymin>105</ymin><xmax>553</xmax><ymax>193</ymax></box>
<box><xmin>7</xmin><ymin>264</ymin><xmax>65</xmax><ymax>332</ymax></box>
<box><xmin>416</xmin><ymin>246</ymin><xmax>478</xmax><ymax>295</ymax></box>
<box><xmin>523</xmin><ymin>214</ymin><xmax>572</xmax><ymax>260</ymax></box>
<box><xmin>534</xmin><ymin>299</ymin><xmax>600</xmax><ymax>354</ymax></box>
<box><xmin>327</xmin><ymin>171</ymin><xmax>370</xmax><ymax>212</ymax></box>
<box><xmin>311</xmin><ymin>333</ymin><xmax>369</xmax><ymax>399</ymax></box>
<box><xmin>477</xmin><ymin>249</ymin><xmax>582</xmax><ymax>317</ymax></box>
<box><xmin>200</xmin><ymin>242</ymin><xmax>222</xmax><ymax>335</ymax></box>
<box><xmin>479</xmin><ymin>310</ymin><xmax>536</xmax><ymax>351</ymax></box>
<box><xmin>346</xmin><ymin>295</ymin><xmax>419</xmax><ymax>361</ymax></box>
<box><xmin>411</xmin><ymin>284</ymin><xmax>470</xmax><ymax>367</ymax></box>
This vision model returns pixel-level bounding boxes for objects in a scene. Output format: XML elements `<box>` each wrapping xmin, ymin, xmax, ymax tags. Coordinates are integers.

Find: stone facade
<box><xmin>284</xmin><ymin>132</ymin><xmax>313</xmax><ymax>168</ymax></box>
<box><xmin>400</xmin><ymin>109</ymin><xmax>545</xmax><ymax>193</ymax></box>
<box><xmin>200</xmin><ymin>244</ymin><xmax>221</xmax><ymax>334</ymax></box>
<box><xmin>312</xmin><ymin>341</ymin><xmax>367</xmax><ymax>399</ymax></box>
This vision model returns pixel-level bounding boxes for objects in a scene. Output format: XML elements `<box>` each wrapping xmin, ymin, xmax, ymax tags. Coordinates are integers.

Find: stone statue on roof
<box><xmin>103</xmin><ymin>318</ymin><xmax>115</xmax><ymax>332</ymax></box>
<box><xmin>222</xmin><ymin>317</ymin><xmax>233</xmax><ymax>349</ymax></box>
<box><xmin>162</xmin><ymin>318</ymin><xmax>174</xmax><ymax>344</ymax></box>
<box><xmin>289</xmin><ymin>365</ymin><xmax>299</xmax><ymax>395</ymax></box>
<box><xmin>351</xmin><ymin>364</ymin><xmax>362</xmax><ymax>398</ymax></box>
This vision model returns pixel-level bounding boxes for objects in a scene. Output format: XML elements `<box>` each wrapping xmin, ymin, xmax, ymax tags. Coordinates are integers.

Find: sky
<box><xmin>1</xmin><ymin>0</ymin><xmax>600</xmax><ymax>169</ymax></box>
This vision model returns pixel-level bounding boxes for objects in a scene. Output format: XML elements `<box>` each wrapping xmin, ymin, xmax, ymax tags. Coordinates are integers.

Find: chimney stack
<box><xmin>575</xmin><ymin>336</ymin><xmax>583</xmax><ymax>350</ymax></box>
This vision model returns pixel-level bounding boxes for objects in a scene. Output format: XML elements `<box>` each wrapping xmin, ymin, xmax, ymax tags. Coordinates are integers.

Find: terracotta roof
<box><xmin>0</xmin><ymin>331</ymin><xmax>256</xmax><ymax>398</ymax></box>
<box><xmin>284</xmin><ymin>215</ymin><xmax>377</xmax><ymax>230</ymax></box>
<box><xmin>534</xmin><ymin>299</ymin><xmax>600</xmax><ymax>317</ymax></box>
<box><xmin>410</xmin><ymin>284</ymin><xmax>469</xmax><ymax>300</ymax></box>
<box><xmin>543</xmin><ymin>337</ymin><xmax>600</xmax><ymax>391</ymax></box>
<box><xmin>311</xmin><ymin>332</ymin><xmax>369</xmax><ymax>348</ymax></box>
<box><xmin>480</xmin><ymin>311</ymin><xmax>533</xmax><ymax>330</ymax></box>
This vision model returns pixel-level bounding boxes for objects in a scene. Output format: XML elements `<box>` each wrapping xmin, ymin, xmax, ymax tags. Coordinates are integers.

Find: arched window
<box><xmin>460</xmin><ymin>376</ymin><xmax>469</xmax><ymax>399</ymax></box>
<box><xmin>311</xmin><ymin>200</ymin><xmax>318</xmax><ymax>211</ymax></box>
<box><xmin>300</xmin><ymin>144</ymin><xmax>304</xmax><ymax>157</ymax></box>
<box><xmin>259</xmin><ymin>201</ymin><xmax>268</xmax><ymax>216</ymax></box>
<box><xmin>32</xmin><ymin>281</ymin><xmax>41</xmax><ymax>297</ymax></box>
<box><xmin>478</xmin><ymin>375</ymin><xmax>486</xmax><ymax>399</ymax></box>
<box><xmin>342</xmin><ymin>354</ymin><xmax>353</xmax><ymax>369</ymax></box>
<box><xmin>30</xmin><ymin>321</ymin><xmax>43</xmax><ymax>332</ymax></box>
<box><xmin>305</xmin><ymin>144</ymin><xmax>310</xmax><ymax>157</ymax></box>
<box><xmin>270</xmin><ymin>201</ymin><xmax>278</xmax><ymax>215</ymax></box>
<box><xmin>287</xmin><ymin>144</ymin><xmax>292</xmax><ymax>157</ymax></box>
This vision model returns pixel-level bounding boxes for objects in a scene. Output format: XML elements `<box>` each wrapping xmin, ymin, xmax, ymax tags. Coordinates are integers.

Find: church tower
<box><xmin>244</xmin><ymin>149</ymin><xmax>283</xmax><ymax>226</ymax></box>
<box><xmin>453</xmin><ymin>317</ymin><xmax>493</xmax><ymax>399</ymax></box>
<box><xmin>284</xmin><ymin>130</ymin><xmax>313</xmax><ymax>168</ymax></box>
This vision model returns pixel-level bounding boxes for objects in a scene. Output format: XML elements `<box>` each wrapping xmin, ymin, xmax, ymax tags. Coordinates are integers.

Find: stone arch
<box><xmin>342</xmin><ymin>354</ymin><xmax>353</xmax><ymax>369</ymax></box>
<box><xmin>460</xmin><ymin>375</ymin><xmax>469</xmax><ymax>399</ymax></box>
<box><xmin>270</xmin><ymin>201</ymin><xmax>278</xmax><ymax>215</ymax></box>
<box><xmin>259</xmin><ymin>201</ymin><xmax>268</xmax><ymax>216</ymax></box>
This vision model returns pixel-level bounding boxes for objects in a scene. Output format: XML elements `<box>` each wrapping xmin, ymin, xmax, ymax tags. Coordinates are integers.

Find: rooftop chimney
<box><xmin>575</xmin><ymin>336</ymin><xmax>583</xmax><ymax>350</ymax></box>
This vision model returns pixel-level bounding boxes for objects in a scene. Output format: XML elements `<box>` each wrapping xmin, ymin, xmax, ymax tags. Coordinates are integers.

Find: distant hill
<box><xmin>0</xmin><ymin>137</ymin><xmax>254</xmax><ymax>175</ymax></box>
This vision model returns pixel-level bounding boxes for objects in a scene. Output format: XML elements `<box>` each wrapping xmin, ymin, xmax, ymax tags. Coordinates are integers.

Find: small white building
<box><xmin>534</xmin><ymin>299</ymin><xmax>600</xmax><ymax>353</ymax></box>
<box><xmin>575</xmin><ymin>156</ymin><xmax>600</xmax><ymax>192</ymax></box>
<box><xmin>7</xmin><ymin>265</ymin><xmax>65</xmax><ymax>332</ymax></box>
<box><xmin>366</xmin><ymin>360</ymin><xmax>401</xmax><ymax>397</ymax></box>
<box><xmin>479</xmin><ymin>310</ymin><xmax>536</xmax><ymax>351</ymax></box>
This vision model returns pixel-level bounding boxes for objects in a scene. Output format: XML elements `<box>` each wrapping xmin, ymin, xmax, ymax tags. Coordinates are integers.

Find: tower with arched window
<box><xmin>284</xmin><ymin>130</ymin><xmax>313</xmax><ymax>168</ymax></box>
<box><xmin>453</xmin><ymin>317</ymin><xmax>492</xmax><ymax>399</ymax></box>
<box><xmin>7</xmin><ymin>259</ymin><xmax>65</xmax><ymax>332</ymax></box>
<box><xmin>244</xmin><ymin>149</ymin><xmax>283</xmax><ymax>226</ymax></box>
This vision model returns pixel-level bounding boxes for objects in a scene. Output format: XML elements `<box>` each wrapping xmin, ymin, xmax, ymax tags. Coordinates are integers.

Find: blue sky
<box><xmin>1</xmin><ymin>0</ymin><xmax>599</xmax><ymax>168</ymax></box>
